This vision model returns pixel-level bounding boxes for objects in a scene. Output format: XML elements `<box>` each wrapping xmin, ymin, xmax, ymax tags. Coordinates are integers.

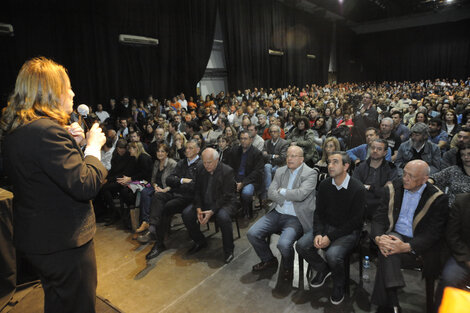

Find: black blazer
<box><xmin>446</xmin><ymin>193</ymin><xmax>470</xmax><ymax>264</ymax></box>
<box><xmin>371</xmin><ymin>180</ymin><xmax>449</xmax><ymax>278</ymax></box>
<box><xmin>193</xmin><ymin>162</ymin><xmax>239</xmax><ymax>216</ymax></box>
<box><xmin>226</xmin><ymin>145</ymin><xmax>264</xmax><ymax>188</ymax></box>
<box><xmin>3</xmin><ymin>118</ymin><xmax>107</xmax><ymax>254</ymax></box>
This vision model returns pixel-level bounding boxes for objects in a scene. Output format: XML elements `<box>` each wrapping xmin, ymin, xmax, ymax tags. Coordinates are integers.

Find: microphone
<box><xmin>77</xmin><ymin>104</ymin><xmax>94</xmax><ymax>132</ymax></box>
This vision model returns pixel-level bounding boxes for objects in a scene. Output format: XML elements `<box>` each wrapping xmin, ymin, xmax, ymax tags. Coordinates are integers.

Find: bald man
<box><xmin>182</xmin><ymin>148</ymin><xmax>238</xmax><ymax>263</ymax></box>
<box><xmin>371</xmin><ymin>160</ymin><xmax>449</xmax><ymax>313</ymax></box>
<box><xmin>247</xmin><ymin>146</ymin><xmax>317</xmax><ymax>283</ymax></box>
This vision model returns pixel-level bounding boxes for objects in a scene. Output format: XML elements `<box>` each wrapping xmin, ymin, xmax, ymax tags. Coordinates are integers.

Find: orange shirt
<box><xmin>170</xmin><ymin>102</ymin><xmax>181</xmax><ymax>111</ymax></box>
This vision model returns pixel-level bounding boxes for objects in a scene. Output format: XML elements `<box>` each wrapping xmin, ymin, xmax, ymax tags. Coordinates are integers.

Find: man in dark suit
<box><xmin>371</xmin><ymin>160</ymin><xmax>449</xmax><ymax>313</ymax></box>
<box><xmin>227</xmin><ymin>130</ymin><xmax>264</xmax><ymax>218</ymax></box>
<box><xmin>182</xmin><ymin>148</ymin><xmax>238</xmax><ymax>263</ymax></box>
<box><xmin>1</xmin><ymin>57</ymin><xmax>107</xmax><ymax>313</ymax></box>
<box><xmin>261</xmin><ymin>124</ymin><xmax>289</xmax><ymax>202</ymax></box>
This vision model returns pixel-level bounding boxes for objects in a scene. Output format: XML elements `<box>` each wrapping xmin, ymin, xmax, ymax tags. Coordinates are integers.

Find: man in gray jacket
<box><xmin>395</xmin><ymin>123</ymin><xmax>441</xmax><ymax>176</ymax></box>
<box><xmin>247</xmin><ymin>146</ymin><xmax>317</xmax><ymax>283</ymax></box>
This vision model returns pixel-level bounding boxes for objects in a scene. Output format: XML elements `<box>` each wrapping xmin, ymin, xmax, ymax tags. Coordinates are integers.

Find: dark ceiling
<box><xmin>296</xmin><ymin>0</ymin><xmax>470</xmax><ymax>23</ymax></box>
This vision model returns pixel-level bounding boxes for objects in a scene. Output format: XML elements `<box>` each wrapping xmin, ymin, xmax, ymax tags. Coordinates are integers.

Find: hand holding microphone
<box><xmin>86</xmin><ymin>123</ymin><xmax>106</xmax><ymax>151</ymax></box>
<box><xmin>77</xmin><ymin>104</ymin><xmax>94</xmax><ymax>132</ymax></box>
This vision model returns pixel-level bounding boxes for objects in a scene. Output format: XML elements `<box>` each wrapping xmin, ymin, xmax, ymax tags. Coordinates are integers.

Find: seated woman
<box><xmin>170</xmin><ymin>132</ymin><xmax>187</xmax><ymax>161</ymax></box>
<box><xmin>224</xmin><ymin>125</ymin><xmax>239</xmax><ymax>147</ymax></box>
<box><xmin>117</xmin><ymin>141</ymin><xmax>153</xmax><ymax>227</ymax></box>
<box><xmin>217</xmin><ymin>135</ymin><xmax>231</xmax><ymax>164</ymax></box>
<box><xmin>287</xmin><ymin>116</ymin><xmax>318</xmax><ymax>167</ymax></box>
<box><xmin>136</xmin><ymin>144</ymin><xmax>177</xmax><ymax>233</ymax></box>
<box><xmin>442</xmin><ymin>109</ymin><xmax>461</xmax><ymax>144</ymax></box>
<box><xmin>429</xmin><ymin>143</ymin><xmax>470</xmax><ymax>205</ymax></box>
<box><xmin>314</xmin><ymin>136</ymin><xmax>340</xmax><ymax>190</ymax></box>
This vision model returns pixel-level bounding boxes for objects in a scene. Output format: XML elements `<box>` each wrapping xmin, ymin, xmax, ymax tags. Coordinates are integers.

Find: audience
<box><xmin>54</xmin><ymin>77</ymin><xmax>470</xmax><ymax>311</ymax></box>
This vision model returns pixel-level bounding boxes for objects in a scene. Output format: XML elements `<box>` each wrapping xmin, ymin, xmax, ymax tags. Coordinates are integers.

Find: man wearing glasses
<box><xmin>247</xmin><ymin>146</ymin><xmax>317</xmax><ymax>284</ymax></box>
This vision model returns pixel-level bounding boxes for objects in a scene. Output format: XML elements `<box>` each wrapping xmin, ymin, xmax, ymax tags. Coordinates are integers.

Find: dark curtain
<box><xmin>337</xmin><ymin>18</ymin><xmax>470</xmax><ymax>83</ymax></box>
<box><xmin>219</xmin><ymin>0</ymin><xmax>332</xmax><ymax>91</ymax></box>
<box><xmin>0</xmin><ymin>0</ymin><xmax>217</xmax><ymax>108</ymax></box>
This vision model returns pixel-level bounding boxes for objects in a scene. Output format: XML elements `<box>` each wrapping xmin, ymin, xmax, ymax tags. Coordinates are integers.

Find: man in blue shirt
<box><xmin>370</xmin><ymin>160</ymin><xmax>448</xmax><ymax>313</ymax></box>
<box><xmin>347</xmin><ymin>127</ymin><xmax>392</xmax><ymax>165</ymax></box>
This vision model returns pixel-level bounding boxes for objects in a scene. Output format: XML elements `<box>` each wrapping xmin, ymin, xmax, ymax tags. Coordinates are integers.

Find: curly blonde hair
<box><xmin>0</xmin><ymin>57</ymin><xmax>70</xmax><ymax>137</ymax></box>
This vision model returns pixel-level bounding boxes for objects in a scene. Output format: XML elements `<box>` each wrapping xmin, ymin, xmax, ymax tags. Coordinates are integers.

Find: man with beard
<box><xmin>347</xmin><ymin>127</ymin><xmax>392</xmax><ymax>166</ymax></box>
<box><xmin>353</xmin><ymin>139</ymin><xmax>398</xmax><ymax>218</ymax></box>
<box><xmin>442</xmin><ymin>128</ymin><xmax>470</xmax><ymax>167</ymax></box>
<box><xmin>395</xmin><ymin>123</ymin><xmax>442</xmax><ymax>176</ymax></box>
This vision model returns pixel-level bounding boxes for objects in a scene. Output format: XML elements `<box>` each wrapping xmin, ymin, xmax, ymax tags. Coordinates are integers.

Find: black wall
<box><xmin>337</xmin><ymin>18</ymin><xmax>470</xmax><ymax>83</ymax></box>
<box><xmin>0</xmin><ymin>0</ymin><xmax>333</xmax><ymax>109</ymax></box>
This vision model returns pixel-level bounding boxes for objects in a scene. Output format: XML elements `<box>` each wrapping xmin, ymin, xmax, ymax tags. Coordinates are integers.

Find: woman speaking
<box><xmin>0</xmin><ymin>57</ymin><xmax>107</xmax><ymax>313</ymax></box>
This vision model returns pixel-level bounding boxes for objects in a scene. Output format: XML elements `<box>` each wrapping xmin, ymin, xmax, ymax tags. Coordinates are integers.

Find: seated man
<box><xmin>261</xmin><ymin>124</ymin><xmax>289</xmax><ymax>202</ymax></box>
<box><xmin>182</xmin><ymin>148</ymin><xmax>238</xmax><ymax>263</ymax></box>
<box><xmin>247</xmin><ymin>146</ymin><xmax>316</xmax><ymax>282</ymax></box>
<box><xmin>141</xmin><ymin>140</ymin><xmax>202</xmax><ymax>260</ymax></box>
<box><xmin>248</xmin><ymin>123</ymin><xmax>265</xmax><ymax>152</ymax></box>
<box><xmin>395</xmin><ymin>123</ymin><xmax>442</xmax><ymax>176</ymax></box>
<box><xmin>353</xmin><ymin>139</ymin><xmax>398</xmax><ymax>219</ymax></box>
<box><xmin>435</xmin><ymin>192</ymin><xmax>470</xmax><ymax>308</ymax></box>
<box><xmin>347</xmin><ymin>127</ymin><xmax>392</xmax><ymax>165</ymax></box>
<box><xmin>379</xmin><ymin>117</ymin><xmax>401</xmax><ymax>162</ymax></box>
<box><xmin>296</xmin><ymin>151</ymin><xmax>366</xmax><ymax>305</ymax></box>
<box><xmin>442</xmin><ymin>128</ymin><xmax>470</xmax><ymax>168</ymax></box>
<box><xmin>391</xmin><ymin>111</ymin><xmax>411</xmax><ymax>142</ymax></box>
<box><xmin>371</xmin><ymin>160</ymin><xmax>448</xmax><ymax>313</ymax></box>
<box><xmin>227</xmin><ymin>130</ymin><xmax>264</xmax><ymax>218</ymax></box>
<box><xmin>428</xmin><ymin>117</ymin><xmax>449</xmax><ymax>151</ymax></box>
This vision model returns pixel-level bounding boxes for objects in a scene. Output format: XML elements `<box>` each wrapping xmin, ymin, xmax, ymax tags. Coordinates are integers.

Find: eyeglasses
<box><xmin>287</xmin><ymin>154</ymin><xmax>302</xmax><ymax>158</ymax></box>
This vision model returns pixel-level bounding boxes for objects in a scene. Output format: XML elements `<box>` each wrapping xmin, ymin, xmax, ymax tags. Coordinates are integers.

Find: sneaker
<box><xmin>309</xmin><ymin>270</ymin><xmax>331</xmax><ymax>288</ymax></box>
<box><xmin>330</xmin><ymin>286</ymin><xmax>345</xmax><ymax>305</ymax></box>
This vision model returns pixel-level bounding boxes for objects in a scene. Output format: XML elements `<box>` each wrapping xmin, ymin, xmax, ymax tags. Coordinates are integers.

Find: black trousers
<box><xmin>182</xmin><ymin>205</ymin><xmax>234</xmax><ymax>255</ymax></box>
<box><xmin>25</xmin><ymin>240</ymin><xmax>97</xmax><ymax>313</ymax></box>
<box><xmin>371</xmin><ymin>232</ymin><xmax>420</xmax><ymax>307</ymax></box>
<box><xmin>150</xmin><ymin>192</ymin><xmax>191</xmax><ymax>247</ymax></box>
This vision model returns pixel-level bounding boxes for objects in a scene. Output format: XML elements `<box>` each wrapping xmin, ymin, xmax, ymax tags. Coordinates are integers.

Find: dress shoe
<box><xmin>187</xmin><ymin>242</ymin><xmax>207</xmax><ymax>255</ymax></box>
<box><xmin>146</xmin><ymin>244</ymin><xmax>166</xmax><ymax>260</ymax></box>
<box><xmin>137</xmin><ymin>230</ymin><xmax>155</xmax><ymax>244</ymax></box>
<box><xmin>309</xmin><ymin>269</ymin><xmax>331</xmax><ymax>288</ymax></box>
<box><xmin>281</xmin><ymin>268</ymin><xmax>293</xmax><ymax>282</ymax></box>
<box><xmin>252</xmin><ymin>258</ymin><xmax>279</xmax><ymax>272</ymax></box>
<box><xmin>136</xmin><ymin>221</ymin><xmax>149</xmax><ymax>233</ymax></box>
<box><xmin>224</xmin><ymin>252</ymin><xmax>234</xmax><ymax>264</ymax></box>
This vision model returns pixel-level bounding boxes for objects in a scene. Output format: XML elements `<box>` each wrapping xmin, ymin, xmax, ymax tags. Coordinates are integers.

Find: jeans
<box><xmin>240</xmin><ymin>183</ymin><xmax>255</xmax><ymax>216</ymax></box>
<box><xmin>435</xmin><ymin>256</ymin><xmax>470</xmax><ymax>309</ymax></box>
<box><xmin>139</xmin><ymin>186</ymin><xmax>155</xmax><ymax>223</ymax></box>
<box><xmin>262</xmin><ymin>164</ymin><xmax>278</xmax><ymax>199</ymax></box>
<box><xmin>247</xmin><ymin>210</ymin><xmax>303</xmax><ymax>269</ymax></box>
<box><xmin>296</xmin><ymin>226</ymin><xmax>359</xmax><ymax>288</ymax></box>
<box><xmin>182</xmin><ymin>205</ymin><xmax>234</xmax><ymax>255</ymax></box>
